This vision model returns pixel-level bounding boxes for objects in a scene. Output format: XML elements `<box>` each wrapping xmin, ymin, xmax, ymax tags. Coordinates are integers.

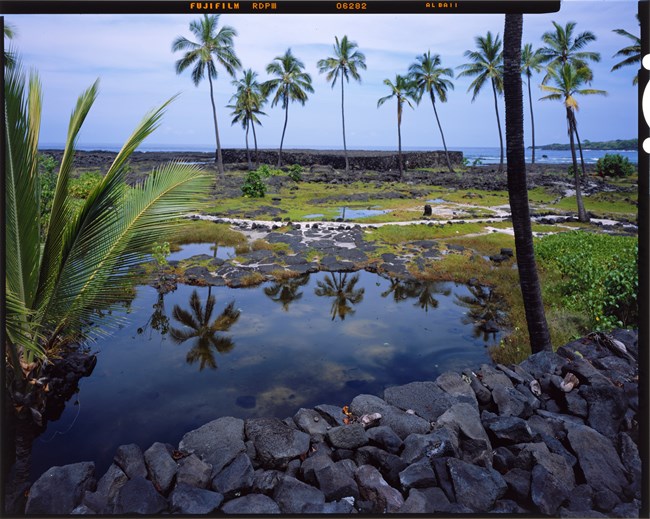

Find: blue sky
<box><xmin>4</xmin><ymin>1</ymin><xmax>640</xmax><ymax>151</ymax></box>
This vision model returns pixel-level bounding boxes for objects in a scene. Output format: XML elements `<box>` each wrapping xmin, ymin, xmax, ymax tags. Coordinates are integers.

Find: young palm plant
<box><xmin>172</xmin><ymin>14</ymin><xmax>242</xmax><ymax>177</ymax></box>
<box><xmin>408</xmin><ymin>51</ymin><xmax>455</xmax><ymax>173</ymax></box>
<box><xmin>5</xmin><ymin>64</ymin><xmax>212</xmax><ymax>485</ymax></box>
<box><xmin>262</xmin><ymin>49</ymin><xmax>314</xmax><ymax>167</ymax></box>
<box><xmin>228</xmin><ymin>69</ymin><xmax>266</xmax><ymax>169</ymax></box>
<box><xmin>503</xmin><ymin>13</ymin><xmax>552</xmax><ymax>353</ymax></box>
<box><xmin>520</xmin><ymin>43</ymin><xmax>545</xmax><ymax>164</ymax></box>
<box><xmin>611</xmin><ymin>14</ymin><xmax>641</xmax><ymax>85</ymax></box>
<box><xmin>457</xmin><ymin>31</ymin><xmax>505</xmax><ymax>173</ymax></box>
<box><xmin>540</xmin><ymin>63</ymin><xmax>607</xmax><ymax>222</ymax></box>
<box><xmin>377</xmin><ymin>74</ymin><xmax>418</xmax><ymax>179</ymax></box>
<box><xmin>317</xmin><ymin>35</ymin><xmax>367</xmax><ymax>173</ymax></box>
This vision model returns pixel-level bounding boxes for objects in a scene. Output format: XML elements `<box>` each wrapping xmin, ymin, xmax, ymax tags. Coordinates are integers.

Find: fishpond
<box><xmin>30</xmin><ymin>269</ymin><xmax>501</xmax><ymax>480</ymax></box>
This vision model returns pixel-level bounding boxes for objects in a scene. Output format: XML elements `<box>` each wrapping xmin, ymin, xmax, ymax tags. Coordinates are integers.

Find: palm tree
<box><xmin>377</xmin><ymin>74</ymin><xmax>417</xmax><ymax>179</ymax></box>
<box><xmin>611</xmin><ymin>14</ymin><xmax>641</xmax><ymax>85</ymax></box>
<box><xmin>540</xmin><ymin>63</ymin><xmax>607</xmax><ymax>222</ymax></box>
<box><xmin>520</xmin><ymin>43</ymin><xmax>545</xmax><ymax>164</ymax></box>
<box><xmin>4</xmin><ymin>22</ymin><xmax>17</xmax><ymax>69</ymax></box>
<box><xmin>228</xmin><ymin>69</ymin><xmax>266</xmax><ymax>169</ymax></box>
<box><xmin>5</xmin><ymin>63</ymin><xmax>211</xmax><ymax>486</ymax></box>
<box><xmin>317</xmin><ymin>35</ymin><xmax>367</xmax><ymax>173</ymax></box>
<box><xmin>539</xmin><ymin>21</ymin><xmax>601</xmax><ymax>83</ymax></box>
<box><xmin>170</xmin><ymin>289</ymin><xmax>240</xmax><ymax>370</ymax></box>
<box><xmin>381</xmin><ymin>278</ymin><xmax>450</xmax><ymax>312</ymax></box>
<box><xmin>262</xmin><ymin>49</ymin><xmax>314</xmax><ymax>167</ymax></box>
<box><xmin>264</xmin><ymin>275</ymin><xmax>310</xmax><ymax>311</ymax></box>
<box><xmin>314</xmin><ymin>273</ymin><xmax>364</xmax><ymax>321</ymax></box>
<box><xmin>457</xmin><ymin>31</ymin><xmax>505</xmax><ymax>173</ymax></box>
<box><xmin>503</xmin><ymin>13</ymin><xmax>552</xmax><ymax>353</ymax></box>
<box><xmin>408</xmin><ymin>51</ymin><xmax>455</xmax><ymax>173</ymax></box>
<box><xmin>173</xmin><ymin>14</ymin><xmax>242</xmax><ymax>177</ymax></box>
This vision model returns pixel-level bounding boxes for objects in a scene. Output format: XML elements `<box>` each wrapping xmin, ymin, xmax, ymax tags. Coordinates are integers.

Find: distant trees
<box><xmin>458</xmin><ymin>31</ymin><xmax>505</xmax><ymax>173</ymax></box>
<box><xmin>262</xmin><ymin>49</ymin><xmax>314</xmax><ymax>167</ymax></box>
<box><xmin>317</xmin><ymin>35</ymin><xmax>367</xmax><ymax>172</ymax></box>
<box><xmin>520</xmin><ymin>44</ymin><xmax>545</xmax><ymax>164</ymax></box>
<box><xmin>173</xmin><ymin>14</ymin><xmax>242</xmax><ymax>177</ymax></box>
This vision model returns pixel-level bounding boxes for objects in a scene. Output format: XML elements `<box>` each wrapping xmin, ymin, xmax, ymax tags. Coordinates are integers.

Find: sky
<box><xmin>3</xmin><ymin>1</ymin><xmax>640</xmax><ymax>151</ymax></box>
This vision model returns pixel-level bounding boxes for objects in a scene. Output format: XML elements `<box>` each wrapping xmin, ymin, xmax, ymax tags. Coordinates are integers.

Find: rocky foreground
<box><xmin>23</xmin><ymin>329</ymin><xmax>640</xmax><ymax>516</ymax></box>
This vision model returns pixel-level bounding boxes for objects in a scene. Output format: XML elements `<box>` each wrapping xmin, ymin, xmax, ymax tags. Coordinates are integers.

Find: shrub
<box><xmin>241</xmin><ymin>170</ymin><xmax>266</xmax><ymax>198</ymax></box>
<box><xmin>596</xmin><ymin>153</ymin><xmax>635</xmax><ymax>178</ymax></box>
<box><xmin>69</xmin><ymin>171</ymin><xmax>103</xmax><ymax>198</ymax></box>
<box><xmin>535</xmin><ymin>231</ymin><xmax>638</xmax><ymax>331</ymax></box>
<box><xmin>38</xmin><ymin>154</ymin><xmax>58</xmax><ymax>236</ymax></box>
<box><xmin>257</xmin><ymin>164</ymin><xmax>282</xmax><ymax>179</ymax></box>
<box><xmin>288</xmin><ymin>163</ymin><xmax>303</xmax><ymax>182</ymax></box>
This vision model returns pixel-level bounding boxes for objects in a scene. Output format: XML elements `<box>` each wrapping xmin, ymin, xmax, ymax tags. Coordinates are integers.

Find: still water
<box><xmin>31</xmin><ymin>270</ymin><xmax>499</xmax><ymax>479</ymax></box>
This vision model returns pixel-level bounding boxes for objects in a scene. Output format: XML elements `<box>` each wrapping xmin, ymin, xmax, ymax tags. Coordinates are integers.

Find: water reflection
<box><xmin>455</xmin><ymin>285</ymin><xmax>507</xmax><ymax>341</ymax></box>
<box><xmin>264</xmin><ymin>275</ymin><xmax>310</xmax><ymax>311</ymax></box>
<box><xmin>381</xmin><ymin>279</ymin><xmax>451</xmax><ymax>312</ymax></box>
<box><xmin>170</xmin><ymin>289</ymin><xmax>240</xmax><ymax>370</ymax></box>
<box><xmin>314</xmin><ymin>272</ymin><xmax>365</xmax><ymax>321</ymax></box>
<box><xmin>137</xmin><ymin>292</ymin><xmax>170</xmax><ymax>338</ymax></box>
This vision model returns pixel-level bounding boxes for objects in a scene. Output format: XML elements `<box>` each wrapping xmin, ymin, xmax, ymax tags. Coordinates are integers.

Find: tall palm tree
<box><xmin>540</xmin><ymin>63</ymin><xmax>607</xmax><ymax>222</ymax></box>
<box><xmin>4</xmin><ymin>22</ymin><xmax>17</xmax><ymax>69</ymax></box>
<box><xmin>262</xmin><ymin>49</ymin><xmax>314</xmax><ymax>167</ymax></box>
<box><xmin>539</xmin><ymin>21</ymin><xmax>601</xmax><ymax>83</ymax></box>
<box><xmin>611</xmin><ymin>14</ymin><xmax>641</xmax><ymax>85</ymax></box>
<box><xmin>503</xmin><ymin>13</ymin><xmax>552</xmax><ymax>353</ymax></box>
<box><xmin>5</xmin><ymin>63</ymin><xmax>211</xmax><ymax>486</ymax></box>
<box><xmin>264</xmin><ymin>275</ymin><xmax>310</xmax><ymax>311</ymax></box>
<box><xmin>520</xmin><ymin>43</ymin><xmax>545</xmax><ymax>164</ymax></box>
<box><xmin>457</xmin><ymin>31</ymin><xmax>505</xmax><ymax>173</ymax></box>
<box><xmin>173</xmin><ymin>14</ymin><xmax>242</xmax><ymax>177</ymax></box>
<box><xmin>228</xmin><ymin>69</ymin><xmax>266</xmax><ymax>169</ymax></box>
<box><xmin>314</xmin><ymin>273</ymin><xmax>364</xmax><ymax>321</ymax></box>
<box><xmin>377</xmin><ymin>74</ymin><xmax>417</xmax><ymax>179</ymax></box>
<box><xmin>408</xmin><ymin>51</ymin><xmax>455</xmax><ymax>173</ymax></box>
<box><xmin>317</xmin><ymin>35</ymin><xmax>367</xmax><ymax>173</ymax></box>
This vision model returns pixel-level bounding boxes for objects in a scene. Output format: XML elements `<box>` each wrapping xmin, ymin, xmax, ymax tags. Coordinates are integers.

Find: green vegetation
<box><xmin>241</xmin><ymin>169</ymin><xmax>267</xmax><ymax>197</ymax></box>
<box><xmin>536</xmin><ymin>138</ymin><xmax>637</xmax><ymax>151</ymax></box>
<box><xmin>170</xmin><ymin>220</ymin><xmax>247</xmax><ymax>248</ymax></box>
<box><xmin>611</xmin><ymin>15</ymin><xmax>641</xmax><ymax>85</ymax></box>
<box><xmin>536</xmin><ymin>231</ymin><xmax>637</xmax><ymax>331</ymax></box>
<box><xmin>596</xmin><ymin>153</ymin><xmax>635</xmax><ymax>177</ymax></box>
<box><xmin>287</xmin><ymin>163</ymin><xmax>303</xmax><ymax>182</ymax></box>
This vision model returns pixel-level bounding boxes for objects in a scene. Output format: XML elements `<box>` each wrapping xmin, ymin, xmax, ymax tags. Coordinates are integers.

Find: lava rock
<box><xmin>82</xmin><ymin>463</ymin><xmax>127</xmax><ymax>513</ymax></box>
<box><xmin>273</xmin><ymin>475</ymin><xmax>326</xmax><ymax>514</ymax></box>
<box><xmin>398</xmin><ymin>458</ymin><xmax>437</xmax><ymax>490</ymax></box>
<box><xmin>354</xmin><ymin>464</ymin><xmax>404</xmax><ymax>513</ymax></box>
<box><xmin>400</xmin><ymin>428</ymin><xmax>458</xmax><ymax>463</ymax></box>
<box><xmin>350</xmin><ymin>394</ymin><xmax>430</xmax><ymax>439</ymax></box>
<box><xmin>531</xmin><ymin>463</ymin><xmax>569</xmax><ymax>515</ymax></box>
<box><xmin>179</xmin><ymin>417</ymin><xmax>245</xmax><ymax>475</ymax></box>
<box><xmin>113</xmin><ymin>444</ymin><xmax>147</xmax><ymax>479</ymax></box>
<box><xmin>327</xmin><ymin>424</ymin><xmax>369</xmax><ymax>449</ymax></box>
<box><xmin>26</xmin><ymin>462</ymin><xmax>96</xmax><ymax>515</ymax></box>
<box><xmin>176</xmin><ymin>453</ymin><xmax>212</xmax><ymax>488</ymax></box>
<box><xmin>315</xmin><ymin>403</ymin><xmax>347</xmax><ymax>426</ymax></box>
<box><xmin>354</xmin><ymin>445</ymin><xmax>408</xmax><ymax>488</ymax></box>
<box><xmin>245</xmin><ymin>418</ymin><xmax>310</xmax><ymax>469</ymax></box>
<box><xmin>366</xmin><ymin>425</ymin><xmax>403</xmax><ymax>454</ymax></box>
<box><xmin>435</xmin><ymin>371</ymin><xmax>479</xmax><ymax>408</ymax></box>
<box><xmin>400</xmin><ymin>487</ymin><xmax>452</xmax><ymax>513</ymax></box>
<box><xmin>221</xmin><ymin>493</ymin><xmax>281</xmax><ymax>514</ymax></box>
<box><xmin>169</xmin><ymin>483</ymin><xmax>223</xmax><ymax>514</ymax></box>
<box><xmin>485</xmin><ymin>415</ymin><xmax>535</xmax><ymax>444</ymax></box>
<box><xmin>384</xmin><ymin>381</ymin><xmax>463</xmax><ymax>421</ymax></box>
<box><xmin>143</xmin><ymin>442</ymin><xmax>178</xmax><ymax>494</ymax></box>
<box><xmin>579</xmin><ymin>384</ymin><xmax>627</xmax><ymax>438</ymax></box>
<box><xmin>293</xmin><ymin>407</ymin><xmax>330</xmax><ymax>436</ymax></box>
<box><xmin>211</xmin><ymin>452</ymin><xmax>254</xmax><ymax>499</ymax></box>
<box><xmin>447</xmin><ymin>458</ymin><xmax>507</xmax><ymax>512</ymax></box>
<box><xmin>314</xmin><ymin>462</ymin><xmax>360</xmax><ymax>501</ymax></box>
<box><xmin>503</xmin><ymin>468</ymin><xmax>531</xmax><ymax>502</ymax></box>
<box><xmin>113</xmin><ymin>476</ymin><xmax>168</xmax><ymax>515</ymax></box>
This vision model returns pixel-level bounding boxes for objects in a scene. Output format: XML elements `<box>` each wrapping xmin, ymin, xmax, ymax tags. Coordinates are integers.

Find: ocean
<box><xmin>39</xmin><ymin>143</ymin><xmax>639</xmax><ymax>165</ymax></box>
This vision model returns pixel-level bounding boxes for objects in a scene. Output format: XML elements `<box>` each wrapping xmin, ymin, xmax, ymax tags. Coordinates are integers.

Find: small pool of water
<box><xmin>30</xmin><ymin>271</ymin><xmax>498</xmax><ymax>479</ymax></box>
<box><xmin>339</xmin><ymin>207</ymin><xmax>391</xmax><ymax>219</ymax></box>
<box><xmin>427</xmin><ymin>198</ymin><xmax>446</xmax><ymax>204</ymax></box>
<box><xmin>167</xmin><ymin>243</ymin><xmax>235</xmax><ymax>262</ymax></box>
<box><xmin>303</xmin><ymin>213</ymin><xmax>325</xmax><ymax>219</ymax></box>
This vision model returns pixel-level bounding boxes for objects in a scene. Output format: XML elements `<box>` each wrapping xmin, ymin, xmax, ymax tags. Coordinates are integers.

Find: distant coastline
<box><xmin>531</xmin><ymin>138</ymin><xmax>638</xmax><ymax>151</ymax></box>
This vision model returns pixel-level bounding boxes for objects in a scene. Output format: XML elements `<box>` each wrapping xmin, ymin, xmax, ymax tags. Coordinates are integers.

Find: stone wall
<box><xmin>23</xmin><ymin>329</ymin><xmax>640</xmax><ymax>516</ymax></box>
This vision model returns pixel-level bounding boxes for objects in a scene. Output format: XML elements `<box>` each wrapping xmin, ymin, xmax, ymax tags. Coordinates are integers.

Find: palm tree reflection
<box><xmin>137</xmin><ymin>293</ymin><xmax>171</xmax><ymax>338</ymax></box>
<box><xmin>170</xmin><ymin>289</ymin><xmax>240</xmax><ymax>370</ymax></box>
<box><xmin>264</xmin><ymin>275</ymin><xmax>310</xmax><ymax>311</ymax></box>
<box><xmin>455</xmin><ymin>284</ymin><xmax>506</xmax><ymax>340</ymax></box>
<box><xmin>314</xmin><ymin>272</ymin><xmax>365</xmax><ymax>321</ymax></box>
<box><xmin>381</xmin><ymin>279</ymin><xmax>450</xmax><ymax>312</ymax></box>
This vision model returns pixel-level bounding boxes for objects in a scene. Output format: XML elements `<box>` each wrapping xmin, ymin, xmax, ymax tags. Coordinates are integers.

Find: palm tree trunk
<box><xmin>573</xmin><ymin>122</ymin><xmax>587</xmax><ymax>177</ymax></box>
<box><xmin>503</xmin><ymin>12</ymin><xmax>552</xmax><ymax>353</ymax></box>
<box><xmin>397</xmin><ymin>100</ymin><xmax>403</xmax><ymax>179</ymax></box>
<box><xmin>341</xmin><ymin>78</ymin><xmax>349</xmax><ymax>172</ymax></box>
<box><xmin>278</xmin><ymin>98</ymin><xmax>289</xmax><ymax>168</ymax></box>
<box><xmin>245</xmin><ymin>120</ymin><xmax>252</xmax><ymax>170</ymax></box>
<box><xmin>526</xmin><ymin>73</ymin><xmax>536</xmax><ymax>164</ymax></box>
<box><xmin>567</xmin><ymin>108</ymin><xmax>589</xmax><ymax>222</ymax></box>
<box><xmin>429</xmin><ymin>89</ymin><xmax>454</xmax><ymax>173</ymax></box>
<box><xmin>207</xmin><ymin>74</ymin><xmax>225</xmax><ymax>177</ymax></box>
<box><xmin>491</xmin><ymin>78</ymin><xmax>505</xmax><ymax>173</ymax></box>
<box><xmin>252</xmin><ymin>121</ymin><xmax>259</xmax><ymax>167</ymax></box>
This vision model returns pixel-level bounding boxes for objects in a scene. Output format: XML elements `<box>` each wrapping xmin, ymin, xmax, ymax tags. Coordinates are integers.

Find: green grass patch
<box><xmin>170</xmin><ymin>220</ymin><xmax>247</xmax><ymax>248</ymax></box>
<box><xmin>365</xmin><ymin>222</ymin><xmax>498</xmax><ymax>245</ymax></box>
<box><xmin>550</xmin><ymin>192</ymin><xmax>637</xmax><ymax>218</ymax></box>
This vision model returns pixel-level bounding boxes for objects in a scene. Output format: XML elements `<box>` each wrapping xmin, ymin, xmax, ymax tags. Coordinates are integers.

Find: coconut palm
<box><xmin>170</xmin><ymin>289</ymin><xmax>240</xmax><ymax>370</ymax></box>
<box><xmin>264</xmin><ymin>275</ymin><xmax>310</xmax><ymax>311</ymax></box>
<box><xmin>539</xmin><ymin>21</ymin><xmax>601</xmax><ymax>83</ymax></box>
<box><xmin>408</xmin><ymin>51</ymin><xmax>455</xmax><ymax>173</ymax></box>
<box><xmin>228</xmin><ymin>69</ymin><xmax>266</xmax><ymax>169</ymax></box>
<box><xmin>520</xmin><ymin>43</ymin><xmax>545</xmax><ymax>164</ymax></box>
<box><xmin>173</xmin><ymin>14</ymin><xmax>242</xmax><ymax>177</ymax></box>
<box><xmin>317</xmin><ymin>35</ymin><xmax>367</xmax><ymax>172</ymax></box>
<box><xmin>314</xmin><ymin>273</ymin><xmax>364</xmax><ymax>321</ymax></box>
<box><xmin>540</xmin><ymin>63</ymin><xmax>607</xmax><ymax>222</ymax></box>
<box><xmin>457</xmin><ymin>31</ymin><xmax>505</xmax><ymax>173</ymax></box>
<box><xmin>611</xmin><ymin>14</ymin><xmax>641</xmax><ymax>85</ymax></box>
<box><xmin>4</xmin><ymin>22</ymin><xmax>17</xmax><ymax>69</ymax></box>
<box><xmin>262</xmin><ymin>49</ymin><xmax>314</xmax><ymax>167</ymax></box>
<box><xmin>5</xmin><ymin>63</ymin><xmax>211</xmax><ymax>485</ymax></box>
<box><xmin>503</xmin><ymin>13</ymin><xmax>552</xmax><ymax>353</ymax></box>
<box><xmin>377</xmin><ymin>74</ymin><xmax>417</xmax><ymax>179</ymax></box>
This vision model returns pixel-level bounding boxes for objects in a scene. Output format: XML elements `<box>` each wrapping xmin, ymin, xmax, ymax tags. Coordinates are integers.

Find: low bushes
<box><xmin>596</xmin><ymin>153</ymin><xmax>635</xmax><ymax>178</ymax></box>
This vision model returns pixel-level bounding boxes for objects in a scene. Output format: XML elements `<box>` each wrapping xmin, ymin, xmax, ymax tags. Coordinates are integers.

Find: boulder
<box><xmin>221</xmin><ymin>493</ymin><xmax>281</xmax><ymax>514</ymax></box>
<box><xmin>245</xmin><ymin>418</ymin><xmax>310</xmax><ymax>469</ymax></box>
<box><xmin>315</xmin><ymin>404</ymin><xmax>347</xmax><ymax>426</ymax></box>
<box><xmin>400</xmin><ymin>487</ymin><xmax>452</xmax><ymax>513</ymax></box>
<box><xmin>437</xmin><ymin>403</ymin><xmax>491</xmax><ymax>462</ymax></box>
<box><xmin>485</xmin><ymin>415</ymin><xmax>535</xmax><ymax>444</ymax></box>
<box><xmin>113</xmin><ymin>444</ymin><xmax>147</xmax><ymax>479</ymax></box>
<box><xmin>618</xmin><ymin>432</ymin><xmax>642</xmax><ymax>498</ymax></box>
<box><xmin>531</xmin><ymin>463</ymin><xmax>569</xmax><ymax>515</ymax></box>
<box><xmin>26</xmin><ymin>462</ymin><xmax>96</xmax><ymax>515</ymax></box>
<box><xmin>327</xmin><ymin>424</ymin><xmax>369</xmax><ymax>449</ymax></box>
<box><xmin>492</xmin><ymin>385</ymin><xmax>536</xmax><ymax>418</ymax></box>
<box><xmin>400</xmin><ymin>428</ymin><xmax>458</xmax><ymax>463</ymax></box>
<box><xmin>82</xmin><ymin>463</ymin><xmax>127</xmax><ymax>513</ymax></box>
<box><xmin>447</xmin><ymin>458</ymin><xmax>507</xmax><ymax>512</ymax></box>
<box><xmin>314</xmin><ymin>462</ymin><xmax>360</xmax><ymax>501</ymax></box>
<box><xmin>113</xmin><ymin>476</ymin><xmax>168</xmax><ymax>514</ymax></box>
<box><xmin>366</xmin><ymin>425</ymin><xmax>403</xmax><ymax>454</ymax></box>
<box><xmin>579</xmin><ymin>384</ymin><xmax>627</xmax><ymax>438</ymax></box>
<box><xmin>435</xmin><ymin>371</ymin><xmax>478</xmax><ymax>408</ymax></box>
<box><xmin>143</xmin><ymin>442</ymin><xmax>177</xmax><ymax>494</ymax></box>
<box><xmin>398</xmin><ymin>458</ymin><xmax>437</xmax><ymax>490</ymax></box>
<box><xmin>354</xmin><ymin>464</ymin><xmax>404</xmax><ymax>513</ymax></box>
<box><xmin>520</xmin><ymin>351</ymin><xmax>568</xmax><ymax>380</ymax></box>
<box><xmin>476</xmin><ymin>364</ymin><xmax>513</xmax><ymax>390</ymax></box>
<box><xmin>293</xmin><ymin>408</ymin><xmax>330</xmax><ymax>436</ymax></box>
<box><xmin>299</xmin><ymin>454</ymin><xmax>334</xmax><ymax>486</ymax></box>
<box><xmin>169</xmin><ymin>483</ymin><xmax>223</xmax><ymax>514</ymax></box>
<box><xmin>211</xmin><ymin>452</ymin><xmax>254</xmax><ymax>499</ymax></box>
<box><xmin>179</xmin><ymin>417</ymin><xmax>245</xmax><ymax>475</ymax></box>
<box><xmin>273</xmin><ymin>475</ymin><xmax>326</xmax><ymax>514</ymax></box>
<box><xmin>384</xmin><ymin>381</ymin><xmax>462</xmax><ymax>421</ymax></box>
<box><xmin>503</xmin><ymin>468</ymin><xmax>531</xmax><ymax>502</ymax></box>
<box><xmin>355</xmin><ymin>445</ymin><xmax>407</xmax><ymax>488</ymax></box>
<box><xmin>350</xmin><ymin>394</ymin><xmax>430</xmax><ymax>439</ymax></box>
<box><xmin>176</xmin><ymin>453</ymin><xmax>212</xmax><ymax>488</ymax></box>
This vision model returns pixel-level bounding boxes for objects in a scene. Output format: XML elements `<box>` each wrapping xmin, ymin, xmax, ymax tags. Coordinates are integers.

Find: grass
<box><xmin>169</xmin><ymin>220</ymin><xmax>247</xmax><ymax>248</ymax></box>
<box><xmin>550</xmin><ymin>192</ymin><xmax>637</xmax><ymax>218</ymax></box>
